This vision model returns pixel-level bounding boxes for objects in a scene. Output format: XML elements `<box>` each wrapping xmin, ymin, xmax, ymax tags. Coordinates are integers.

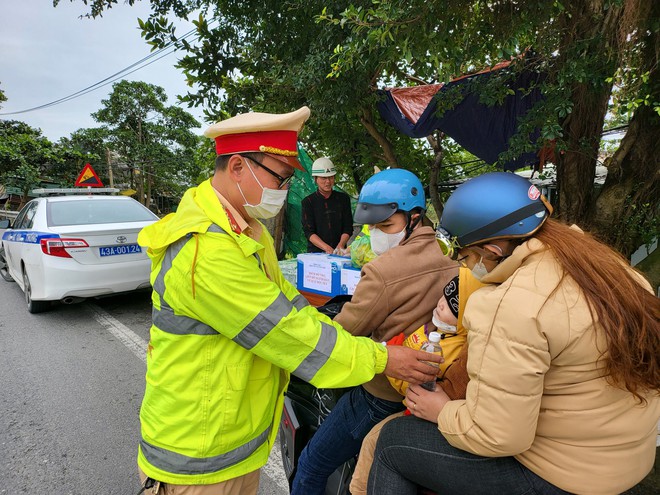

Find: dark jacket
<box><xmin>301</xmin><ymin>189</ymin><xmax>353</xmax><ymax>252</ymax></box>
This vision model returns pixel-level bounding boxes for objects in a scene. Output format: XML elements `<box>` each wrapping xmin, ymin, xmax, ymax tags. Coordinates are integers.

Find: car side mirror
<box><xmin>0</xmin><ymin>219</ymin><xmax>11</xmax><ymax>229</ymax></box>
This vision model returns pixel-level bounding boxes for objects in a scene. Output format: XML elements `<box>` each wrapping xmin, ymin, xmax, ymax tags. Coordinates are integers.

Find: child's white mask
<box><xmin>432</xmin><ymin>312</ymin><xmax>457</xmax><ymax>334</ymax></box>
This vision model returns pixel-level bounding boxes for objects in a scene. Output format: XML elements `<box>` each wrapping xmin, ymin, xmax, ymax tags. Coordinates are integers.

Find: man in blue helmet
<box><xmin>291</xmin><ymin>169</ymin><xmax>458</xmax><ymax>495</ymax></box>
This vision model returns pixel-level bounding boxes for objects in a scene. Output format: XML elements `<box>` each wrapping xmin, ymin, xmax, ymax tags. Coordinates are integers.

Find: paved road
<box><xmin>0</xmin><ymin>281</ymin><xmax>289</xmax><ymax>495</ymax></box>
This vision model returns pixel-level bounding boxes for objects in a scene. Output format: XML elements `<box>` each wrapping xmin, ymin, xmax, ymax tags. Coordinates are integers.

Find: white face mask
<box><xmin>471</xmin><ymin>256</ymin><xmax>489</xmax><ymax>281</ymax></box>
<box><xmin>370</xmin><ymin>227</ymin><xmax>406</xmax><ymax>255</ymax></box>
<box><xmin>432</xmin><ymin>312</ymin><xmax>457</xmax><ymax>334</ymax></box>
<box><xmin>237</xmin><ymin>161</ymin><xmax>288</xmax><ymax>219</ymax></box>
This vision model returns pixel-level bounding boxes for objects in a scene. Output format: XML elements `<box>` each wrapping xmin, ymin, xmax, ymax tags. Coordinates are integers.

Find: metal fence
<box><xmin>0</xmin><ymin>210</ymin><xmax>18</xmax><ymax>221</ymax></box>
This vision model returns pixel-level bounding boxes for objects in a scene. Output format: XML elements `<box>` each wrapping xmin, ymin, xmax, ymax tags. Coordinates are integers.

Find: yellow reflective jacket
<box><xmin>136</xmin><ymin>180</ymin><xmax>387</xmax><ymax>485</ymax></box>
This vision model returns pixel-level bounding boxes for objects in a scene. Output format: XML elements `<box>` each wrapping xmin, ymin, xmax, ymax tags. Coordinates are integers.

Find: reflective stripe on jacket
<box><xmin>136</xmin><ymin>180</ymin><xmax>387</xmax><ymax>485</ymax></box>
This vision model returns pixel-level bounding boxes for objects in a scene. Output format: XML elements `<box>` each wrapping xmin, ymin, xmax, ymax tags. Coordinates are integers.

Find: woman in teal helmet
<box><xmin>368</xmin><ymin>172</ymin><xmax>660</xmax><ymax>495</ymax></box>
<box><xmin>292</xmin><ymin>168</ymin><xmax>459</xmax><ymax>495</ymax></box>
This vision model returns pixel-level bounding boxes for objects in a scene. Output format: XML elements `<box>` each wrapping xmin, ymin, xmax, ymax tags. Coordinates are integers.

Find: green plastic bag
<box><xmin>350</xmin><ymin>225</ymin><xmax>377</xmax><ymax>268</ymax></box>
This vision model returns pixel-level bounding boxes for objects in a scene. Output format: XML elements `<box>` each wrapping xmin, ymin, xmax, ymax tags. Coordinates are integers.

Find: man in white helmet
<box><xmin>301</xmin><ymin>157</ymin><xmax>354</xmax><ymax>254</ymax></box>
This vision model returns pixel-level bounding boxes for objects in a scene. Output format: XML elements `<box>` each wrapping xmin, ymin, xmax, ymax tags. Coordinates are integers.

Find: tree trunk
<box><xmin>137</xmin><ymin>168</ymin><xmax>144</xmax><ymax>206</ymax></box>
<box><xmin>349</xmin><ymin>162</ymin><xmax>363</xmax><ymax>193</ymax></box>
<box><xmin>556</xmin><ymin>81</ymin><xmax>612</xmax><ymax>223</ymax></box>
<box><xmin>569</xmin><ymin>0</ymin><xmax>660</xmax><ymax>258</ymax></box>
<box><xmin>426</xmin><ymin>132</ymin><xmax>445</xmax><ymax>220</ymax></box>
<box><xmin>589</xmin><ymin>104</ymin><xmax>660</xmax><ymax>257</ymax></box>
<box><xmin>359</xmin><ymin>106</ymin><xmax>399</xmax><ymax>168</ymax></box>
<box><xmin>106</xmin><ymin>148</ymin><xmax>114</xmax><ymax>188</ymax></box>
<box><xmin>555</xmin><ymin>0</ymin><xmax>622</xmax><ymax>224</ymax></box>
<box><xmin>146</xmin><ymin>162</ymin><xmax>152</xmax><ymax>211</ymax></box>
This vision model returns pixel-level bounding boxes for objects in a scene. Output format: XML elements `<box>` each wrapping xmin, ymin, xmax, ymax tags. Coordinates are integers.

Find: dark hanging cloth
<box><xmin>377</xmin><ymin>60</ymin><xmax>546</xmax><ymax>171</ymax></box>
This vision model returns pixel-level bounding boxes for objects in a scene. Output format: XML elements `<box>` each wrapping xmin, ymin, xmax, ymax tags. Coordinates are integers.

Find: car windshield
<box><xmin>47</xmin><ymin>199</ymin><xmax>158</xmax><ymax>227</ymax></box>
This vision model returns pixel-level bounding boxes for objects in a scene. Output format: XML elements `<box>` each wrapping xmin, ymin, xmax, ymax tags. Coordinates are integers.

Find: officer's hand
<box><xmin>383</xmin><ymin>346</ymin><xmax>444</xmax><ymax>384</ymax></box>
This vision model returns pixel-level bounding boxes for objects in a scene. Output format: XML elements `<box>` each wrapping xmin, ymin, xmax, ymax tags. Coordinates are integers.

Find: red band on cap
<box><xmin>214</xmin><ymin>130</ymin><xmax>298</xmax><ymax>156</ymax></box>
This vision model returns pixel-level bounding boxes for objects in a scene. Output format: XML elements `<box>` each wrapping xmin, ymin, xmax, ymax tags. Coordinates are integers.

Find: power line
<box><xmin>0</xmin><ymin>25</ymin><xmax>205</xmax><ymax>116</ymax></box>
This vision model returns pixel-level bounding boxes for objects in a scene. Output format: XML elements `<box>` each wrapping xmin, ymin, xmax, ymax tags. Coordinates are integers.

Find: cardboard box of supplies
<box><xmin>296</xmin><ymin>253</ymin><xmax>352</xmax><ymax>297</ymax></box>
<box><xmin>340</xmin><ymin>266</ymin><xmax>361</xmax><ymax>295</ymax></box>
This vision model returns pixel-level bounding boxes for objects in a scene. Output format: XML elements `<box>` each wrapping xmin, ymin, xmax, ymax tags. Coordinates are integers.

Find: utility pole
<box><xmin>106</xmin><ymin>148</ymin><xmax>114</xmax><ymax>188</ymax></box>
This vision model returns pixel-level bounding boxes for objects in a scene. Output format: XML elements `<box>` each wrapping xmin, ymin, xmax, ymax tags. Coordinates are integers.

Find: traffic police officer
<box><xmin>136</xmin><ymin>107</ymin><xmax>442</xmax><ymax>494</ymax></box>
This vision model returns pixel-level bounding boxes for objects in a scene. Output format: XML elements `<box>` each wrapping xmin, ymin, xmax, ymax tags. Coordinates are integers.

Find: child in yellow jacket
<box><xmin>387</xmin><ymin>267</ymin><xmax>483</xmax><ymax>396</ymax></box>
<box><xmin>349</xmin><ymin>267</ymin><xmax>484</xmax><ymax>495</ymax></box>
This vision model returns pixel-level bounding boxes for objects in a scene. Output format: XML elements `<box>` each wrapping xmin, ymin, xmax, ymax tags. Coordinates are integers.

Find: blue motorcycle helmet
<box><xmin>354</xmin><ymin>169</ymin><xmax>426</xmax><ymax>226</ymax></box>
<box><xmin>437</xmin><ymin>172</ymin><xmax>552</xmax><ymax>258</ymax></box>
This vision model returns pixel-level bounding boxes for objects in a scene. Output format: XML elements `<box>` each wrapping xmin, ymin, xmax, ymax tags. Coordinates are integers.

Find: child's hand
<box><xmin>405</xmin><ymin>384</ymin><xmax>451</xmax><ymax>423</ymax></box>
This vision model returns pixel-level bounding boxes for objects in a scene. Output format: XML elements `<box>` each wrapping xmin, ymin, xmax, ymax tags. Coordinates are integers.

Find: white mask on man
<box><xmin>237</xmin><ymin>160</ymin><xmax>288</xmax><ymax>219</ymax></box>
<box><xmin>370</xmin><ymin>227</ymin><xmax>406</xmax><ymax>255</ymax></box>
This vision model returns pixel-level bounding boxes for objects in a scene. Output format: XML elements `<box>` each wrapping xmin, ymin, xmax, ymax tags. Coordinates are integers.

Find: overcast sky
<box><xmin>0</xmin><ymin>1</ymin><xmax>206</xmax><ymax>141</ymax></box>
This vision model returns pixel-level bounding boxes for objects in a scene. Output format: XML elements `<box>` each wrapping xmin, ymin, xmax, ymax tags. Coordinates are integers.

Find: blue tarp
<box><xmin>377</xmin><ymin>62</ymin><xmax>545</xmax><ymax>171</ymax></box>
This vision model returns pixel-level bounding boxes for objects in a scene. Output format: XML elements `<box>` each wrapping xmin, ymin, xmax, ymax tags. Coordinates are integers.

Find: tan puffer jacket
<box><xmin>438</xmin><ymin>236</ymin><xmax>660</xmax><ymax>495</ymax></box>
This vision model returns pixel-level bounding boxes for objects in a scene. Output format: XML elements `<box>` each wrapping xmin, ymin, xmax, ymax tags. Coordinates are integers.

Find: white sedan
<box><xmin>0</xmin><ymin>194</ymin><xmax>158</xmax><ymax>313</ymax></box>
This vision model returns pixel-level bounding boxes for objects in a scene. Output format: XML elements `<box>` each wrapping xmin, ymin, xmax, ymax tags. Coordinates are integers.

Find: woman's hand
<box><xmin>404</xmin><ymin>384</ymin><xmax>451</xmax><ymax>423</ymax></box>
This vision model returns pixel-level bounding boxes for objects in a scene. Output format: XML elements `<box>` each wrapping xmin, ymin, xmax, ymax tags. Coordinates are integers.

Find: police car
<box><xmin>0</xmin><ymin>190</ymin><xmax>159</xmax><ymax>313</ymax></box>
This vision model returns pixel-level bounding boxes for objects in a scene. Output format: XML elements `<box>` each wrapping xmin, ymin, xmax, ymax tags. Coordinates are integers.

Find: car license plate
<box><xmin>99</xmin><ymin>244</ymin><xmax>142</xmax><ymax>256</ymax></box>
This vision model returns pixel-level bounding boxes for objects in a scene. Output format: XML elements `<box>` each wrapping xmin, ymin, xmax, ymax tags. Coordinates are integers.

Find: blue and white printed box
<box><xmin>340</xmin><ymin>266</ymin><xmax>362</xmax><ymax>295</ymax></box>
<box><xmin>296</xmin><ymin>253</ymin><xmax>352</xmax><ymax>297</ymax></box>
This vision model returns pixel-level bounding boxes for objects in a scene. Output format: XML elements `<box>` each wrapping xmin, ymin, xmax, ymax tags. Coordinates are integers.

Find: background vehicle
<box><xmin>0</xmin><ymin>193</ymin><xmax>158</xmax><ymax>313</ymax></box>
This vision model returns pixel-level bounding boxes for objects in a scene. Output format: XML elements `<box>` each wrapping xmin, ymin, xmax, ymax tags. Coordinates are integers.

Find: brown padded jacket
<box><xmin>334</xmin><ymin>225</ymin><xmax>458</xmax><ymax>401</ymax></box>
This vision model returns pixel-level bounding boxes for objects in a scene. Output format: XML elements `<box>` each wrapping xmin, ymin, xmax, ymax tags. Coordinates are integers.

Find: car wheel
<box><xmin>22</xmin><ymin>268</ymin><xmax>51</xmax><ymax>314</ymax></box>
<box><xmin>0</xmin><ymin>246</ymin><xmax>13</xmax><ymax>282</ymax></box>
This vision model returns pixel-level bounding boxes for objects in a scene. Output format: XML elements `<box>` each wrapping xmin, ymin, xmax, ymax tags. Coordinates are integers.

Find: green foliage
<box><xmin>623</xmin><ymin>198</ymin><xmax>659</xmax><ymax>250</ymax></box>
<box><xmin>0</xmin><ymin>83</ymin><xmax>7</xmax><ymax>109</ymax></box>
<box><xmin>53</xmin><ymin>0</ymin><xmax>140</xmax><ymax>18</ymax></box>
<box><xmin>57</xmin><ymin>0</ymin><xmax>658</xmax><ymax>235</ymax></box>
<box><xmin>0</xmin><ymin>120</ymin><xmax>58</xmax><ymax>177</ymax></box>
<box><xmin>59</xmin><ymin>1</ymin><xmax>570</xmax><ymax>185</ymax></box>
<box><xmin>92</xmin><ymin>80</ymin><xmax>201</xmax><ymax>206</ymax></box>
<box><xmin>0</xmin><ymin>120</ymin><xmax>98</xmax><ymax>200</ymax></box>
<box><xmin>53</xmin><ymin>127</ymin><xmax>108</xmax><ymax>186</ymax></box>
<box><xmin>1</xmin><ymin>79</ymin><xmax>202</xmax><ymax>212</ymax></box>
<box><xmin>3</xmin><ymin>163</ymin><xmax>41</xmax><ymax>203</ymax></box>
<box><xmin>191</xmin><ymin>134</ymin><xmax>217</xmax><ymax>184</ymax></box>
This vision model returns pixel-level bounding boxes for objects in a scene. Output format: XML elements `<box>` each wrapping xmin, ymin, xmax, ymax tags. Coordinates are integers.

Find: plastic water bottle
<box><xmin>420</xmin><ymin>331</ymin><xmax>443</xmax><ymax>391</ymax></box>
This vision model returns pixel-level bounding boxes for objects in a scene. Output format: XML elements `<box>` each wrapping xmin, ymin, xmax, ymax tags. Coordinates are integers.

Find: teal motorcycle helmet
<box><xmin>436</xmin><ymin>172</ymin><xmax>552</xmax><ymax>258</ymax></box>
<box><xmin>354</xmin><ymin>169</ymin><xmax>426</xmax><ymax>225</ymax></box>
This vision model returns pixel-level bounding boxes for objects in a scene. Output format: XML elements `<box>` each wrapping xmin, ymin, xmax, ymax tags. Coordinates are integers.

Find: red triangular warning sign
<box><xmin>75</xmin><ymin>163</ymin><xmax>104</xmax><ymax>187</ymax></box>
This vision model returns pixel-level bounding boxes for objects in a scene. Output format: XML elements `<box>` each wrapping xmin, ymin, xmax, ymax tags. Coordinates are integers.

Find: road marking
<box><xmin>87</xmin><ymin>304</ymin><xmax>148</xmax><ymax>363</ymax></box>
<box><xmin>87</xmin><ymin>303</ymin><xmax>289</xmax><ymax>494</ymax></box>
